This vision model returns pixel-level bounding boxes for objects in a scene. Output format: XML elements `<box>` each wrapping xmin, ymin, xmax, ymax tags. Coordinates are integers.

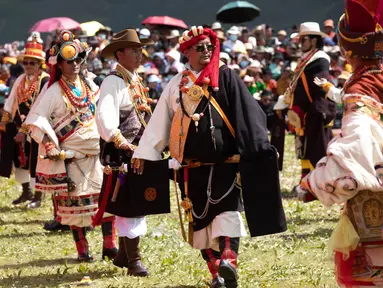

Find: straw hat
<box><xmin>102</xmin><ymin>29</ymin><xmax>154</xmax><ymax>58</ymax></box>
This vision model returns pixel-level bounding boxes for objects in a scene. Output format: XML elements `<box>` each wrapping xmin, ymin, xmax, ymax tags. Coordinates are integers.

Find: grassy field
<box><xmin>0</xmin><ymin>135</ymin><xmax>339</xmax><ymax>288</ymax></box>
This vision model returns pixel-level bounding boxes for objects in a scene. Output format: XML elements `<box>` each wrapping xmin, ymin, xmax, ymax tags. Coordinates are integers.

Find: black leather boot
<box><xmin>218</xmin><ymin>260</ymin><xmax>238</xmax><ymax>288</ymax></box>
<box><xmin>43</xmin><ymin>219</ymin><xmax>70</xmax><ymax>232</ymax></box>
<box><xmin>27</xmin><ymin>191</ymin><xmax>42</xmax><ymax>208</ymax></box>
<box><xmin>12</xmin><ymin>182</ymin><xmax>34</xmax><ymax>205</ymax></box>
<box><xmin>125</xmin><ymin>237</ymin><xmax>149</xmax><ymax>277</ymax></box>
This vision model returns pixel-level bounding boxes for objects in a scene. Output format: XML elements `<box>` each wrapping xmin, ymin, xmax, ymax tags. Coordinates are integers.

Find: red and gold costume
<box><xmin>300</xmin><ymin>1</ymin><xmax>383</xmax><ymax>286</ymax></box>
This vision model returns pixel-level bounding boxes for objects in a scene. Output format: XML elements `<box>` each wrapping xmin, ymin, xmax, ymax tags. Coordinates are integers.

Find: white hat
<box><xmin>220</xmin><ymin>52</ymin><xmax>230</xmax><ymax>62</ymax></box>
<box><xmin>148</xmin><ymin>74</ymin><xmax>161</xmax><ymax>83</ymax></box>
<box><xmin>273</xmin><ymin>95</ymin><xmax>289</xmax><ymax>110</ymax></box>
<box><xmin>139</xmin><ymin>28</ymin><xmax>151</xmax><ymax>39</ymax></box>
<box><xmin>299</xmin><ymin>22</ymin><xmax>327</xmax><ymax>38</ymax></box>
<box><xmin>248</xmin><ymin>60</ymin><xmax>261</xmax><ymax>68</ymax></box>
<box><xmin>27</xmin><ymin>31</ymin><xmax>43</xmax><ymax>44</ymax></box>
<box><xmin>243</xmin><ymin>75</ymin><xmax>254</xmax><ymax>83</ymax></box>
<box><xmin>165</xmin><ymin>49</ymin><xmax>181</xmax><ymax>62</ymax></box>
<box><xmin>211</xmin><ymin>22</ymin><xmax>222</xmax><ymax>30</ymax></box>
<box><xmin>166</xmin><ymin>30</ymin><xmax>180</xmax><ymax>39</ymax></box>
<box><xmin>290</xmin><ymin>32</ymin><xmax>299</xmax><ymax>39</ymax></box>
<box><xmin>227</xmin><ymin>26</ymin><xmax>240</xmax><ymax>35</ymax></box>
<box><xmin>244</xmin><ymin>43</ymin><xmax>254</xmax><ymax>50</ymax></box>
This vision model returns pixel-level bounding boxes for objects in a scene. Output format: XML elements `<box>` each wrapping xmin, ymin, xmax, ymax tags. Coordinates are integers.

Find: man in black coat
<box><xmin>132</xmin><ymin>26</ymin><xmax>286</xmax><ymax>288</ymax></box>
<box><xmin>285</xmin><ymin>22</ymin><xmax>336</xmax><ymax>199</ymax></box>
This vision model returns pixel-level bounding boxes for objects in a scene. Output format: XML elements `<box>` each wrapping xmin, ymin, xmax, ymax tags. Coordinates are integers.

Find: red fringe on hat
<box><xmin>180</xmin><ymin>28</ymin><xmax>220</xmax><ymax>90</ymax></box>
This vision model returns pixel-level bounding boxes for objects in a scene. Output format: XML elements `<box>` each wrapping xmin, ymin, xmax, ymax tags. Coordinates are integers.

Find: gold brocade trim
<box><xmin>169</xmin><ymin>97</ymin><xmax>202</xmax><ymax>163</ymax></box>
<box><xmin>1</xmin><ymin>111</ymin><xmax>11</xmax><ymax>123</ymax></box>
<box><xmin>322</xmin><ymin>82</ymin><xmax>334</xmax><ymax>93</ymax></box>
<box><xmin>112</xmin><ymin>130</ymin><xmax>127</xmax><ymax>148</ymax></box>
<box><xmin>114</xmin><ymin>65</ymin><xmax>151</xmax><ymax>128</ymax></box>
<box><xmin>18</xmin><ymin>124</ymin><xmax>30</xmax><ymax>135</ymax></box>
<box><xmin>338</xmin><ymin>14</ymin><xmax>368</xmax><ymax>44</ymax></box>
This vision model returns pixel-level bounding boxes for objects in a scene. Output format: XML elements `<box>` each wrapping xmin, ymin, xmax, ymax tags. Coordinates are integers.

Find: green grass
<box><xmin>0</xmin><ymin>135</ymin><xmax>339</xmax><ymax>288</ymax></box>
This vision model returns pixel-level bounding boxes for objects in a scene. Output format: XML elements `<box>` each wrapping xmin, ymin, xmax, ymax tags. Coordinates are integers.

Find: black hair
<box><xmin>262</xmin><ymin>67</ymin><xmax>272</xmax><ymax>75</ymax></box>
<box><xmin>114</xmin><ymin>48</ymin><xmax>126</xmax><ymax>61</ymax></box>
<box><xmin>308</xmin><ymin>35</ymin><xmax>324</xmax><ymax>49</ymax></box>
<box><xmin>10</xmin><ymin>63</ymin><xmax>24</xmax><ymax>77</ymax></box>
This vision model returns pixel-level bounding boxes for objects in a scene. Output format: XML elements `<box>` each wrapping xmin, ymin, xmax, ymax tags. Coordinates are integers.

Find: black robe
<box><xmin>292</xmin><ymin>57</ymin><xmax>336</xmax><ymax>167</ymax></box>
<box><xmin>178</xmin><ymin>65</ymin><xmax>287</xmax><ymax>237</ymax></box>
<box><xmin>0</xmin><ymin>75</ymin><xmax>49</xmax><ymax>178</ymax></box>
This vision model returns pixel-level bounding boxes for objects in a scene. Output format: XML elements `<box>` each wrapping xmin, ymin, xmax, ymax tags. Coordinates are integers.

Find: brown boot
<box><xmin>12</xmin><ymin>182</ymin><xmax>33</xmax><ymax>205</ymax></box>
<box><xmin>125</xmin><ymin>237</ymin><xmax>149</xmax><ymax>277</ymax></box>
<box><xmin>113</xmin><ymin>237</ymin><xmax>129</xmax><ymax>268</ymax></box>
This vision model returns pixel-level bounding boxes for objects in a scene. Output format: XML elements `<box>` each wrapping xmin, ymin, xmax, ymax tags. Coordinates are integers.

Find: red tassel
<box><xmin>18</xmin><ymin>144</ymin><xmax>26</xmax><ymax>167</ymax></box>
<box><xmin>92</xmin><ymin>173</ymin><xmax>113</xmax><ymax>227</ymax></box>
<box><xmin>48</xmin><ymin>65</ymin><xmax>57</xmax><ymax>88</ymax></box>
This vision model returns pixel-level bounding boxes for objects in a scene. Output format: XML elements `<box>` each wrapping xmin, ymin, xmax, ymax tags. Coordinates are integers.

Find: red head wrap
<box><xmin>179</xmin><ymin>26</ymin><xmax>221</xmax><ymax>90</ymax></box>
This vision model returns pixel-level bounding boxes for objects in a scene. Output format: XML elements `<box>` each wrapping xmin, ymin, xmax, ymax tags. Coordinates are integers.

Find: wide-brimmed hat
<box><xmin>166</xmin><ymin>30</ymin><xmax>180</xmax><ymax>39</ymax></box>
<box><xmin>18</xmin><ymin>35</ymin><xmax>45</xmax><ymax>62</ymax></box>
<box><xmin>299</xmin><ymin>22</ymin><xmax>327</xmax><ymax>38</ymax></box>
<box><xmin>227</xmin><ymin>26</ymin><xmax>241</xmax><ymax>35</ymax></box>
<box><xmin>101</xmin><ymin>29</ymin><xmax>154</xmax><ymax>58</ymax></box>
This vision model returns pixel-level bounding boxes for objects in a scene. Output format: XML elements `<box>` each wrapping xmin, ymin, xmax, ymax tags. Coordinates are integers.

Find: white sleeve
<box><xmin>133</xmin><ymin>77</ymin><xmax>176</xmax><ymax>161</ymax></box>
<box><xmin>24</xmin><ymin>84</ymin><xmax>60</xmax><ymax>146</ymax></box>
<box><xmin>4</xmin><ymin>75</ymin><xmax>23</xmax><ymax>116</ymax></box>
<box><xmin>96</xmin><ymin>76</ymin><xmax>128</xmax><ymax>142</ymax></box>
<box><xmin>326</xmin><ymin>86</ymin><xmax>342</xmax><ymax>103</ymax></box>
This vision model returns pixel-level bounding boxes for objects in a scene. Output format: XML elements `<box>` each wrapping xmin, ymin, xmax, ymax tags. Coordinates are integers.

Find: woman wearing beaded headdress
<box><xmin>0</xmin><ymin>33</ymin><xmax>49</xmax><ymax>208</ymax></box>
<box><xmin>299</xmin><ymin>0</ymin><xmax>383</xmax><ymax>286</ymax></box>
<box><xmin>24</xmin><ymin>30</ymin><xmax>117</xmax><ymax>262</ymax></box>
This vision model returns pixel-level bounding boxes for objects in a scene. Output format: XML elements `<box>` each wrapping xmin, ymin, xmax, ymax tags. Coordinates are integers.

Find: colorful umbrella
<box><xmin>29</xmin><ymin>17</ymin><xmax>80</xmax><ymax>33</ymax></box>
<box><xmin>80</xmin><ymin>21</ymin><xmax>106</xmax><ymax>36</ymax></box>
<box><xmin>216</xmin><ymin>1</ymin><xmax>261</xmax><ymax>23</ymax></box>
<box><xmin>142</xmin><ymin>16</ymin><xmax>188</xmax><ymax>29</ymax></box>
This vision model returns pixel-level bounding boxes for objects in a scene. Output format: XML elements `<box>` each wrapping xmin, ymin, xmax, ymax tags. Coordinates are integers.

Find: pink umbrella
<box><xmin>142</xmin><ymin>16</ymin><xmax>188</xmax><ymax>29</ymax></box>
<box><xmin>29</xmin><ymin>17</ymin><xmax>81</xmax><ymax>33</ymax></box>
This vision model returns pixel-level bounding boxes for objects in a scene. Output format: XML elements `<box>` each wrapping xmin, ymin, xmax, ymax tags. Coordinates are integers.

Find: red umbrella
<box><xmin>142</xmin><ymin>16</ymin><xmax>188</xmax><ymax>29</ymax></box>
<box><xmin>29</xmin><ymin>17</ymin><xmax>81</xmax><ymax>33</ymax></box>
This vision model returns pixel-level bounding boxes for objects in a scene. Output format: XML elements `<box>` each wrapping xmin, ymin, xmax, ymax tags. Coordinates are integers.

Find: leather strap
<box><xmin>173</xmin><ymin>170</ymin><xmax>187</xmax><ymax>242</ymax></box>
<box><xmin>301</xmin><ymin>72</ymin><xmax>313</xmax><ymax>103</ymax></box>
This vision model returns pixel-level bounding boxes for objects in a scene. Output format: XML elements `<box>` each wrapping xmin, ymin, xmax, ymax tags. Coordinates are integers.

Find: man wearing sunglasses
<box><xmin>133</xmin><ymin>26</ymin><xmax>286</xmax><ymax>287</ymax></box>
<box><xmin>284</xmin><ymin>22</ymin><xmax>336</xmax><ymax>200</ymax></box>
<box><xmin>0</xmin><ymin>34</ymin><xmax>49</xmax><ymax>209</ymax></box>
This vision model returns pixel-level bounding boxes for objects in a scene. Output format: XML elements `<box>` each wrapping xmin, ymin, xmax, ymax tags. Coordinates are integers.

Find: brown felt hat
<box><xmin>101</xmin><ymin>29</ymin><xmax>154</xmax><ymax>58</ymax></box>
